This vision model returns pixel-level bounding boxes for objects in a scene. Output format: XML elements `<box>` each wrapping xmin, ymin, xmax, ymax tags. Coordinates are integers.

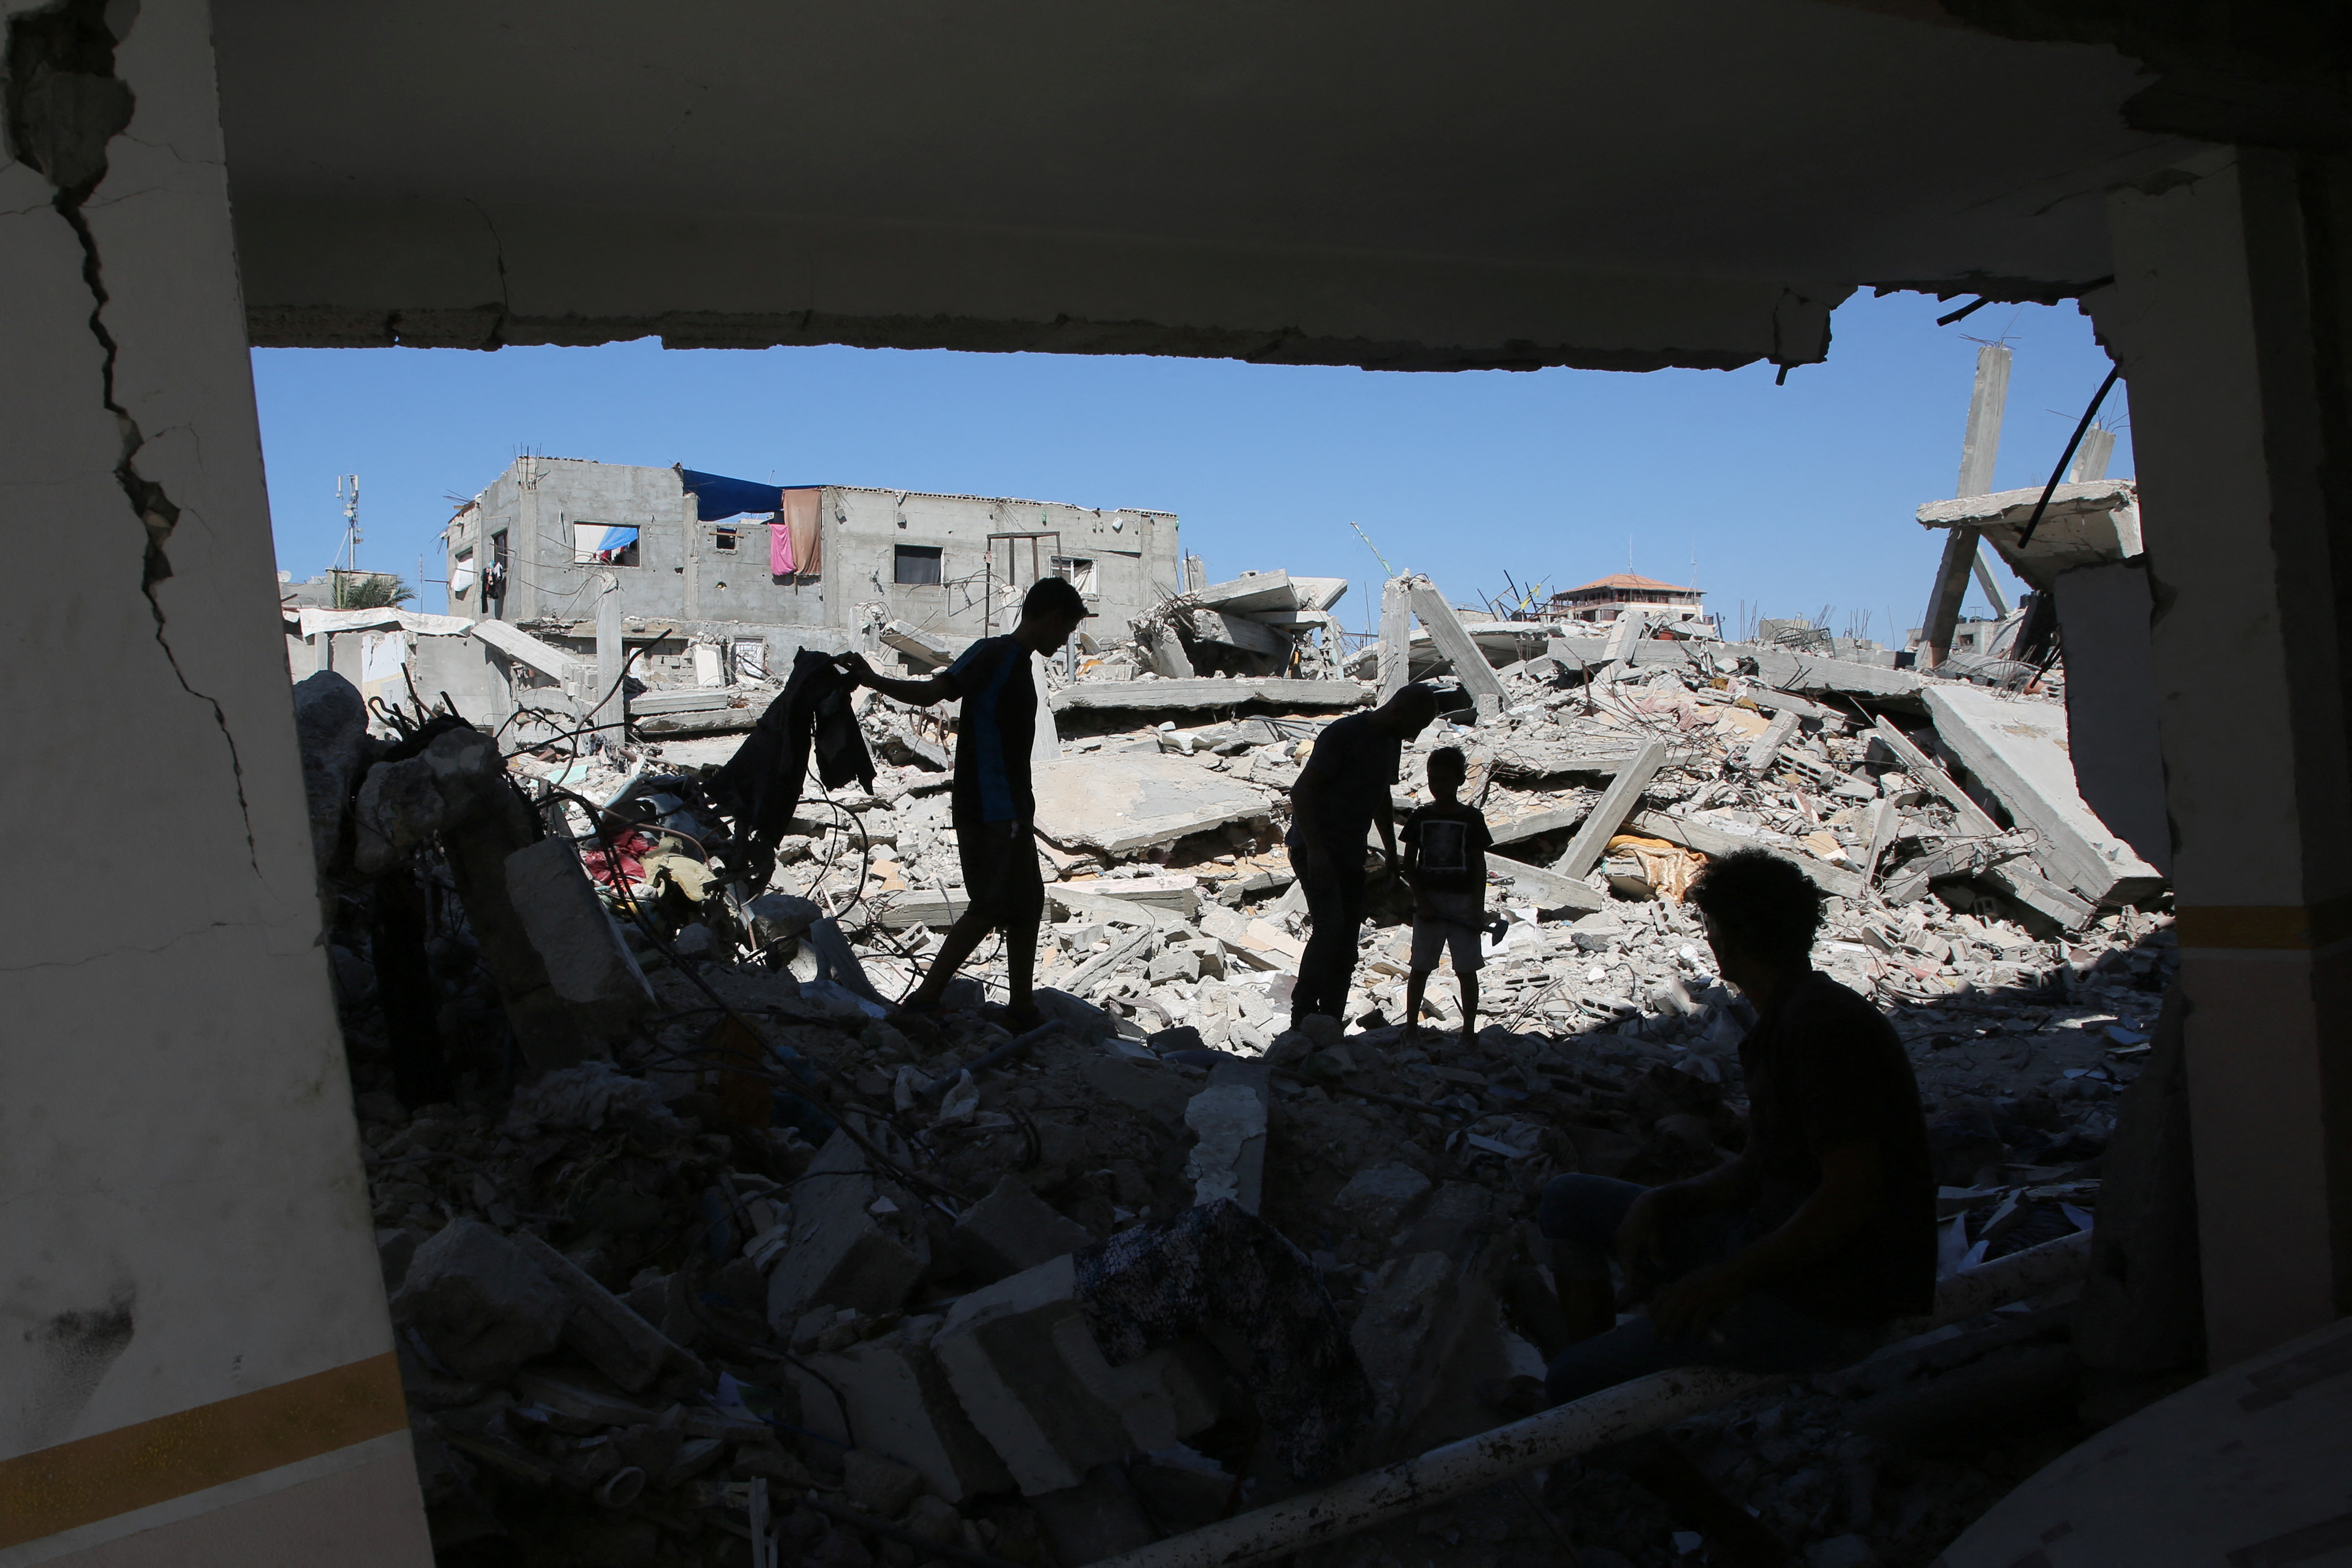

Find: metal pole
<box><xmin>1090</xmin><ymin>1231</ymin><xmax>2093</xmax><ymax>1568</ymax></box>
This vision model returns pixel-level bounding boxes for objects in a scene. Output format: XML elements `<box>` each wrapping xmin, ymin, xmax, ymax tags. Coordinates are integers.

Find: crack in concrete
<box><xmin>0</xmin><ymin>920</ymin><xmax>236</xmax><ymax>973</ymax></box>
<box><xmin>6</xmin><ymin>0</ymin><xmax>259</xmax><ymax>870</ymax></box>
<box><xmin>460</xmin><ymin>195</ymin><xmax>512</xmax><ymax>346</ymax></box>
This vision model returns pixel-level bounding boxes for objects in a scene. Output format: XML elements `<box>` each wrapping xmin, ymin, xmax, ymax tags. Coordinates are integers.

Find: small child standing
<box><xmin>1399</xmin><ymin>747</ymin><xmax>1495</xmax><ymax>1044</ymax></box>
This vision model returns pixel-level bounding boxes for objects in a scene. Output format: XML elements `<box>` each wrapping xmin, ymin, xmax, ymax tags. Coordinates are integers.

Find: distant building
<box><xmin>441</xmin><ymin>456</ymin><xmax>1182</xmax><ymax>675</ymax></box>
<box><xmin>1545</xmin><ymin>572</ymin><xmax>1709</xmax><ymax>626</ymax></box>
<box><xmin>278</xmin><ymin>571</ymin><xmax>337</xmax><ymax>609</ymax></box>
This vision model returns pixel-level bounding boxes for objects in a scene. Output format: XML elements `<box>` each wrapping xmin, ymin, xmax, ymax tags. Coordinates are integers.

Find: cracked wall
<box><xmin>0</xmin><ymin>0</ymin><xmax>429</xmax><ymax>1559</ymax></box>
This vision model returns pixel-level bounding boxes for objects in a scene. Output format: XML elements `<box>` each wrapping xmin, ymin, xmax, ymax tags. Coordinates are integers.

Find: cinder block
<box><xmin>934</xmin><ymin>1255</ymin><xmax>1224</xmax><ymax>1496</ymax></box>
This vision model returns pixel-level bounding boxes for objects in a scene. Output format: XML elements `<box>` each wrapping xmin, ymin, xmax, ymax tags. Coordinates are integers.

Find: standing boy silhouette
<box><xmin>1399</xmin><ymin>746</ymin><xmax>1493</xmax><ymax>1044</ymax></box>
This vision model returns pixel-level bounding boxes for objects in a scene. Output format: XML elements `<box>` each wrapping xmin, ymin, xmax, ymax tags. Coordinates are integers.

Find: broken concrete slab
<box><xmin>882</xmin><ymin>620</ymin><xmax>974</xmax><ymax>669</ymax></box>
<box><xmin>932</xmin><ymin>1254</ymin><xmax>1225</xmax><ymax>1496</ymax></box>
<box><xmin>1485</xmin><ymin>855</ymin><xmax>1609</xmax><ymax>915</ymax></box>
<box><xmin>766</xmin><ymin>1130</ymin><xmax>930</xmax><ymax>1328</ymax></box>
<box><xmin>1188</xmin><ymin>608</ymin><xmax>1291</xmax><ymax>658</ymax></box>
<box><xmin>1869</xmin><ymin>717</ymin><xmax>2097</xmax><ymax>928</ymax></box>
<box><xmin>1554</xmin><ymin>740</ymin><xmax>1669</xmax><ymax>880</ymax></box>
<box><xmin>628</xmin><ymin>687</ymin><xmax>764</xmax><ymax>736</ymax></box>
<box><xmin>1921</xmin><ymin>685</ymin><xmax>2165</xmax><ymax>906</ymax></box>
<box><xmin>1078</xmin><ymin>1055</ymin><xmax>1196</xmax><ymax>1131</ymax></box>
<box><xmin>1200</xmin><ymin>904</ymin><xmax>1307</xmax><ymax>966</ymax></box>
<box><xmin>953</xmin><ymin>1176</ymin><xmax>1097</xmax><ymax>1281</ymax></box>
<box><xmin>1048</xmin><ymin>678</ymin><xmax>1369</xmax><ymax>714</ymax></box>
<box><xmin>505</xmin><ymin>836</ymin><xmax>658</xmax><ymax>1013</ymax></box>
<box><xmin>470</xmin><ymin>616</ymin><xmax>588</xmax><ymax>683</ymax></box>
<box><xmin>1334</xmin><ymin>1163</ymin><xmax>1433</xmax><ymax>1238</ymax></box>
<box><xmin>1917</xmin><ymin>478</ymin><xmax>2142</xmax><ymax>589</ymax></box>
<box><xmin>1194</xmin><ymin>570</ymin><xmax>1345</xmax><ymax>616</ymax></box>
<box><xmin>1033</xmin><ymin>753</ymin><xmax>1274</xmax><ymax>857</ymax></box>
<box><xmin>1183</xmin><ymin>1064</ymin><xmax>1269</xmax><ymax>1212</ymax></box>
<box><xmin>789</xmin><ymin>1315</ymin><xmax>1016</xmax><ymax>1503</ymax></box>
<box><xmin>511</xmin><ymin>1228</ymin><xmax>703</xmax><ymax>1395</ymax></box>
<box><xmin>1348</xmin><ymin>1250</ymin><xmax>1461</xmax><ymax>1437</ymax></box>
<box><xmin>1406</xmin><ymin>579</ymin><xmax>1508</xmax><ymax>708</ymax></box>
<box><xmin>390</xmin><ymin>1218</ymin><xmax>570</xmax><ymax>1383</ymax></box>
<box><xmin>1743</xmin><ymin>644</ymin><xmax>1925</xmax><ymax>699</ymax></box>
<box><xmin>1626</xmin><ymin>809</ymin><xmax>1865</xmax><ymax>898</ymax></box>
<box><xmin>1057</xmin><ymin>874</ymin><xmax>1202</xmax><ymax>916</ymax></box>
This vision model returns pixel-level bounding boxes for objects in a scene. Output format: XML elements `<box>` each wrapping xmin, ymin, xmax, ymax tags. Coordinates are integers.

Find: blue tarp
<box><xmin>677</xmin><ymin>468</ymin><xmax>826</xmax><ymax>521</ymax></box>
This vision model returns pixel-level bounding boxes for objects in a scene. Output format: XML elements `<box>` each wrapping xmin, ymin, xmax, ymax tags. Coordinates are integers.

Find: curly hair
<box><xmin>1687</xmin><ymin>847</ymin><xmax>1823</xmax><ymax>971</ymax></box>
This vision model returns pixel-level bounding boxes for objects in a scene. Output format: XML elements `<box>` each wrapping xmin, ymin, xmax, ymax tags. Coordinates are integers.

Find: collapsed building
<box><xmin>12</xmin><ymin>6</ymin><xmax>2351</xmax><ymax>1568</ymax></box>
<box><xmin>277</xmin><ymin>547</ymin><xmax>2190</xmax><ymax>1568</ymax></box>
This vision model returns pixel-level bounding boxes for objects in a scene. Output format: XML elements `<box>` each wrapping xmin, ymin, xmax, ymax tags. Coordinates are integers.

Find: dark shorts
<box><xmin>957</xmin><ymin>817</ymin><xmax>1044</xmax><ymax>930</ymax></box>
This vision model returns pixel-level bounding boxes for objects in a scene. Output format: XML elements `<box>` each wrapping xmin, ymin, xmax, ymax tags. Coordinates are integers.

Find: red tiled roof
<box><xmin>1558</xmin><ymin>572</ymin><xmax>1700</xmax><ymax>596</ymax></box>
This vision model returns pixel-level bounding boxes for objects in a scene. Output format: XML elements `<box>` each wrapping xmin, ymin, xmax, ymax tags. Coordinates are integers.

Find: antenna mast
<box><xmin>336</xmin><ymin>474</ymin><xmax>362</xmax><ymax>572</ymax></box>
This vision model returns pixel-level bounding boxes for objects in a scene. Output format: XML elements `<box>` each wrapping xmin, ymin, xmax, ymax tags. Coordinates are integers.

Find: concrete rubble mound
<box><xmin>307</xmin><ymin>572</ymin><xmax>2180</xmax><ymax>1568</ymax></box>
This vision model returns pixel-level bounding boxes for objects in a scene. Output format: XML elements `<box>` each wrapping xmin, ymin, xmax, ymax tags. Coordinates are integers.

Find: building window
<box><xmin>573</xmin><ymin>523</ymin><xmax>640</xmax><ymax>566</ymax></box>
<box><xmin>713</xmin><ymin>526</ymin><xmax>738</xmax><ymax>553</ymax></box>
<box><xmin>450</xmin><ymin>548</ymin><xmax>477</xmax><ymax>598</ymax></box>
<box><xmin>893</xmin><ymin>545</ymin><xmax>943</xmax><ymax>585</ymax></box>
<box><xmin>1051</xmin><ymin>555</ymin><xmax>1097</xmax><ymax>594</ymax></box>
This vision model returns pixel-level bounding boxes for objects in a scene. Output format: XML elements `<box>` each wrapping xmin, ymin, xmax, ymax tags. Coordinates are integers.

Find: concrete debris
<box><xmin>309</xmin><ymin>565</ymin><xmax>2175</xmax><ymax>1568</ymax></box>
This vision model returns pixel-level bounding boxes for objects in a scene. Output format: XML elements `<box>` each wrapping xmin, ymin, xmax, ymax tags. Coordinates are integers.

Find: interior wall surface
<box><xmin>0</xmin><ymin>0</ymin><xmax>429</xmax><ymax>1561</ymax></box>
<box><xmin>2095</xmin><ymin>149</ymin><xmax>2352</xmax><ymax>1367</ymax></box>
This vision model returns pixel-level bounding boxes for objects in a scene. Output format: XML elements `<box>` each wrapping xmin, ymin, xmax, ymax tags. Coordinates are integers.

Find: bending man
<box><xmin>847</xmin><ymin>577</ymin><xmax>1092</xmax><ymax>1025</ymax></box>
<box><xmin>1284</xmin><ymin>683</ymin><xmax>1438</xmax><ymax>1028</ymax></box>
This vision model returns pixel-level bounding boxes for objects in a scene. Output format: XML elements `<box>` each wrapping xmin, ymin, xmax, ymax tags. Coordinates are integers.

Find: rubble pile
<box><xmin>309</xmin><ymin>578</ymin><xmax>2178</xmax><ymax>1568</ymax></box>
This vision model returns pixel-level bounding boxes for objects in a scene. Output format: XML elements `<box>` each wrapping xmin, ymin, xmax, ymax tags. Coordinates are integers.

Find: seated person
<box><xmin>1535</xmin><ymin>848</ymin><xmax>1934</xmax><ymax>1564</ymax></box>
<box><xmin>1398</xmin><ymin>746</ymin><xmax>1494</xmax><ymax>1045</ymax></box>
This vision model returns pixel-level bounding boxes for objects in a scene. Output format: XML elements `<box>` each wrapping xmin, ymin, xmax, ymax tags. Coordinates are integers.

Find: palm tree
<box><xmin>333</xmin><ymin>571</ymin><xmax>416</xmax><ymax>610</ymax></box>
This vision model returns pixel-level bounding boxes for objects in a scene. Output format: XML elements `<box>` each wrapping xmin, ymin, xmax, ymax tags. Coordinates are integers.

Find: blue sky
<box><xmin>253</xmin><ymin>289</ymin><xmax>2128</xmax><ymax>643</ymax></box>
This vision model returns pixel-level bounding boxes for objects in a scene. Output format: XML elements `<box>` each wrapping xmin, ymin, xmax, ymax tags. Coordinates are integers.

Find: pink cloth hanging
<box><xmin>769</xmin><ymin>517</ymin><xmax>795</xmax><ymax>575</ymax></box>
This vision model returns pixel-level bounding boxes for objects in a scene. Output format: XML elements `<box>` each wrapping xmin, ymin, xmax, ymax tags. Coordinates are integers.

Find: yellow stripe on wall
<box><xmin>0</xmin><ymin>1353</ymin><xmax>407</xmax><ymax>1550</ymax></box>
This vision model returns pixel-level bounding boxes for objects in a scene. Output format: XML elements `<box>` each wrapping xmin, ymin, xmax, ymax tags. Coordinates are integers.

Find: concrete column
<box><xmin>1921</xmin><ymin>345</ymin><xmax>2011</xmax><ymax>666</ymax></box>
<box><xmin>0</xmin><ymin>0</ymin><xmax>429</xmax><ymax>1561</ymax></box>
<box><xmin>2094</xmin><ymin>148</ymin><xmax>2352</xmax><ymax>1367</ymax></box>
<box><xmin>1376</xmin><ymin>577</ymin><xmax>1414</xmax><ymax>704</ymax></box>
<box><xmin>592</xmin><ymin>569</ymin><xmax>624</xmax><ymax>745</ymax></box>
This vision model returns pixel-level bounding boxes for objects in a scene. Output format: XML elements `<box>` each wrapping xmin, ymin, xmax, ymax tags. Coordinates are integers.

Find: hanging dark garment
<box><xmin>709</xmin><ymin>649</ymin><xmax>874</xmax><ymax>888</ymax></box>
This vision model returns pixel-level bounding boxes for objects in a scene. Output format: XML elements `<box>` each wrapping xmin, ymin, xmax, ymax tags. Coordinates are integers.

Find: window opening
<box><xmin>1050</xmin><ymin>555</ymin><xmax>1097</xmax><ymax>594</ymax></box>
<box><xmin>574</xmin><ymin>522</ymin><xmax>640</xmax><ymax>566</ymax></box>
<box><xmin>984</xmin><ymin>530</ymin><xmax>1060</xmax><ymax>633</ymax></box>
<box><xmin>713</xmin><ymin>526</ymin><xmax>738</xmax><ymax>553</ymax></box>
<box><xmin>893</xmin><ymin>544</ymin><xmax>944</xmax><ymax>585</ymax></box>
<box><xmin>483</xmin><ymin>529</ymin><xmax>510</xmax><ymax>611</ymax></box>
<box><xmin>450</xmin><ymin>547</ymin><xmax>478</xmax><ymax>598</ymax></box>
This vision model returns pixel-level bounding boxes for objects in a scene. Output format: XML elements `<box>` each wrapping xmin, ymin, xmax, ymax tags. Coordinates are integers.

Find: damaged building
<box><xmin>441</xmin><ymin>458</ymin><xmax>1185</xmax><ymax>664</ymax></box>
<box><xmin>8</xmin><ymin>5</ymin><xmax>2351</xmax><ymax>1568</ymax></box>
